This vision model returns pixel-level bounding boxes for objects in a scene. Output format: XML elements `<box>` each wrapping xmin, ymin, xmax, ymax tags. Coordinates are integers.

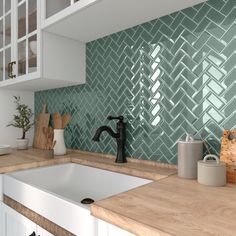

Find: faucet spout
<box><xmin>92</xmin><ymin>126</ymin><xmax>119</xmax><ymax>141</ymax></box>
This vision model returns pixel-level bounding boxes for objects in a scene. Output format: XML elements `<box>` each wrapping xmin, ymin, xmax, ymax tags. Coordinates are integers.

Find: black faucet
<box><xmin>92</xmin><ymin>116</ymin><xmax>127</xmax><ymax>163</ymax></box>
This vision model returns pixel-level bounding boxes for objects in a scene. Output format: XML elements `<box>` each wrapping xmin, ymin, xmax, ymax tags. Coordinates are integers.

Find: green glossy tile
<box><xmin>223</xmin><ymin>113</ymin><xmax>236</xmax><ymax>129</ymax></box>
<box><xmin>222</xmin><ymin>24</ymin><xmax>236</xmax><ymax>43</ymax></box>
<box><xmin>207</xmin><ymin>94</ymin><xmax>224</xmax><ymax>109</ymax></box>
<box><xmin>207</xmin><ymin>51</ymin><xmax>225</xmax><ymax>66</ymax></box>
<box><xmin>171</xmin><ymin>25</ymin><xmax>185</xmax><ymax>40</ymax></box>
<box><xmin>194</xmin><ymin>32</ymin><xmax>211</xmax><ymax>49</ymax></box>
<box><xmin>221</xmin><ymin>0</ymin><xmax>236</xmax><ymax>14</ymax></box>
<box><xmin>207</xmin><ymin>22</ymin><xmax>225</xmax><ymax>38</ymax></box>
<box><xmin>225</xmin><ymin>98</ymin><xmax>236</xmax><ymax>117</ymax></box>
<box><xmin>223</xmin><ymin>54</ymin><xmax>236</xmax><ymax>72</ymax></box>
<box><xmin>225</xmin><ymin>83</ymin><xmax>236</xmax><ymax>101</ymax></box>
<box><xmin>160</xmin><ymin>15</ymin><xmax>173</xmax><ymax>26</ymax></box>
<box><xmin>207</xmin><ymin>81</ymin><xmax>224</xmax><ymax>95</ymax></box>
<box><xmin>225</xmin><ymin>68</ymin><xmax>236</xmax><ymax>86</ymax></box>
<box><xmin>207</xmin><ymin>8</ymin><xmax>225</xmax><ymax>23</ymax></box>
<box><xmin>35</xmin><ymin>0</ymin><xmax>236</xmax><ymax>164</ymax></box>
<box><xmin>159</xmin><ymin>24</ymin><xmax>173</xmax><ymax>37</ymax></box>
<box><xmin>207</xmin><ymin>0</ymin><xmax>225</xmax><ymax>10</ymax></box>
<box><xmin>181</xmin><ymin>17</ymin><xmax>197</xmax><ymax>31</ymax></box>
<box><xmin>194</xmin><ymin>18</ymin><xmax>211</xmax><ymax>34</ymax></box>
<box><xmin>194</xmin><ymin>4</ymin><xmax>211</xmax><ymax>23</ymax></box>
<box><xmin>208</xmin><ymin>107</ymin><xmax>223</xmax><ymax>123</ymax></box>
<box><xmin>207</xmin><ymin>36</ymin><xmax>225</xmax><ymax>52</ymax></box>
<box><xmin>208</xmin><ymin>66</ymin><xmax>224</xmax><ymax>80</ymax></box>
<box><xmin>170</xmin><ymin>12</ymin><xmax>185</xmax><ymax>30</ymax></box>
<box><xmin>222</xmin><ymin>38</ymin><xmax>236</xmax><ymax>57</ymax></box>
<box><xmin>221</xmin><ymin>8</ymin><xmax>236</xmax><ymax>30</ymax></box>
<box><xmin>182</xmin><ymin>7</ymin><xmax>198</xmax><ymax>18</ymax></box>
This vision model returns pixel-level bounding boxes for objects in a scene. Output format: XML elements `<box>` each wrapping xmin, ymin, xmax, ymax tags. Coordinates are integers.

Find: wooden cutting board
<box><xmin>33</xmin><ymin>103</ymin><xmax>50</xmax><ymax>149</ymax></box>
<box><xmin>220</xmin><ymin>130</ymin><xmax>236</xmax><ymax>184</ymax></box>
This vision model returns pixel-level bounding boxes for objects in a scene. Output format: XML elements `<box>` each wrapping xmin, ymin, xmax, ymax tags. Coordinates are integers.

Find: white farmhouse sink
<box><xmin>4</xmin><ymin>163</ymin><xmax>151</xmax><ymax>235</ymax></box>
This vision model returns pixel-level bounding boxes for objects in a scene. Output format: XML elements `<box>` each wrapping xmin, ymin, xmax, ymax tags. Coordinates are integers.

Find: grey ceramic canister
<box><xmin>178</xmin><ymin>140</ymin><xmax>203</xmax><ymax>179</ymax></box>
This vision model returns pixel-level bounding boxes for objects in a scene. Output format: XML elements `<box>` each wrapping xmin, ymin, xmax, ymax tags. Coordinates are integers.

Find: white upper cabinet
<box><xmin>0</xmin><ymin>0</ymin><xmax>14</xmax><ymax>82</ymax></box>
<box><xmin>0</xmin><ymin>0</ymin><xmax>86</xmax><ymax>91</ymax></box>
<box><xmin>15</xmin><ymin>0</ymin><xmax>39</xmax><ymax>80</ymax></box>
<box><xmin>41</xmin><ymin>0</ymin><xmax>206</xmax><ymax>43</ymax></box>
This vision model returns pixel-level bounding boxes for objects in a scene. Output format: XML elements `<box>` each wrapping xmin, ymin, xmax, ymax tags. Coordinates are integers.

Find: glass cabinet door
<box><xmin>0</xmin><ymin>0</ymin><xmax>13</xmax><ymax>81</ymax></box>
<box><xmin>16</xmin><ymin>0</ymin><xmax>37</xmax><ymax>77</ymax></box>
<box><xmin>46</xmin><ymin>0</ymin><xmax>71</xmax><ymax>19</ymax></box>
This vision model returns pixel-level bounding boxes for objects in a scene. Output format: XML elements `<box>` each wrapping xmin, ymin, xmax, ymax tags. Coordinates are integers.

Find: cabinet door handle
<box><xmin>10</xmin><ymin>61</ymin><xmax>16</xmax><ymax>78</ymax></box>
<box><xmin>29</xmin><ymin>232</ymin><xmax>36</xmax><ymax>236</ymax></box>
<box><xmin>7</xmin><ymin>62</ymin><xmax>12</xmax><ymax>78</ymax></box>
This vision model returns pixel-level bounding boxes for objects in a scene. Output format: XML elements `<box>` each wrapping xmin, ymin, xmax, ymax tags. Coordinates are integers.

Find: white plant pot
<box><xmin>53</xmin><ymin>129</ymin><xmax>66</xmax><ymax>155</ymax></box>
<box><xmin>16</xmin><ymin>139</ymin><xmax>29</xmax><ymax>150</ymax></box>
<box><xmin>29</xmin><ymin>40</ymin><xmax>37</xmax><ymax>55</ymax></box>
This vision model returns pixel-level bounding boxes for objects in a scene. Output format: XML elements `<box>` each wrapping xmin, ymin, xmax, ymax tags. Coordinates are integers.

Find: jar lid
<box><xmin>178</xmin><ymin>140</ymin><xmax>203</xmax><ymax>144</ymax></box>
<box><xmin>198</xmin><ymin>154</ymin><xmax>226</xmax><ymax>167</ymax></box>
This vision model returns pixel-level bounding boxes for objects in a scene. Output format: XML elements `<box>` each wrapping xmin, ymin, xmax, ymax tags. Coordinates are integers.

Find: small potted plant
<box><xmin>7</xmin><ymin>96</ymin><xmax>33</xmax><ymax>149</ymax></box>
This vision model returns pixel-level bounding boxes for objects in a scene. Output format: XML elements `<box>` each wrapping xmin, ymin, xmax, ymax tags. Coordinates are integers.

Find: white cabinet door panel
<box><xmin>37</xmin><ymin>226</ymin><xmax>54</xmax><ymax>236</ymax></box>
<box><xmin>98</xmin><ymin>219</ymin><xmax>135</xmax><ymax>236</ymax></box>
<box><xmin>2</xmin><ymin>203</ymin><xmax>36</xmax><ymax>236</ymax></box>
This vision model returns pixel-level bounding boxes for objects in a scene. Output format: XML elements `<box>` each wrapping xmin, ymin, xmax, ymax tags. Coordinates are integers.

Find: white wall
<box><xmin>0</xmin><ymin>90</ymin><xmax>34</xmax><ymax>147</ymax></box>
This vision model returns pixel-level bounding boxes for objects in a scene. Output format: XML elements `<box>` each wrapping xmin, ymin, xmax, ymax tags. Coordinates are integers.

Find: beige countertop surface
<box><xmin>1</xmin><ymin>149</ymin><xmax>235</xmax><ymax>236</ymax></box>
<box><xmin>91</xmin><ymin>175</ymin><xmax>236</xmax><ymax>236</ymax></box>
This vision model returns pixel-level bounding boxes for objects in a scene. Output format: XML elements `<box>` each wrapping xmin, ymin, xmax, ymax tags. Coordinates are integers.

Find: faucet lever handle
<box><xmin>107</xmin><ymin>116</ymin><xmax>124</xmax><ymax>121</ymax></box>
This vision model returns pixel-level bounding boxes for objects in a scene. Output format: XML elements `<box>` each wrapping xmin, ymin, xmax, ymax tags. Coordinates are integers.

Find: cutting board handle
<box><xmin>42</xmin><ymin>102</ymin><xmax>47</xmax><ymax>113</ymax></box>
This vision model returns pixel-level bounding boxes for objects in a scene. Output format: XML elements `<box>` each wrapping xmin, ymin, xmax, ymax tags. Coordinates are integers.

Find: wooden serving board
<box><xmin>220</xmin><ymin>130</ymin><xmax>236</xmax><ymax>184</ymax></box>
<box><xmin>33</xmin><ymin>103</ymin><xmax>50</xmax><ymax>149</ymax></box>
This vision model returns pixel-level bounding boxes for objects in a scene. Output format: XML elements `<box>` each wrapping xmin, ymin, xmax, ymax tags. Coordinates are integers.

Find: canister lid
<box><xmin>198</xmin><ymin>154</ymin><xmax>226</xmax><ymax>167</ymax></box>
<box><xmin>178</xmin><ymin>140</ymin><xmax>203</xmax><ymax>144</ymax></box>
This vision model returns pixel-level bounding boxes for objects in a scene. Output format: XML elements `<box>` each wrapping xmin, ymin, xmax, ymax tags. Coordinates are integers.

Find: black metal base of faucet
<box><xmin>115</xmin><ymin>157</ymin><xmax>127</xmax><ymax>163</ymax></box>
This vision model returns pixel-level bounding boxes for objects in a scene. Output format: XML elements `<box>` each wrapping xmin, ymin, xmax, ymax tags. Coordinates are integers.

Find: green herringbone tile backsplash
<box><xmin>35</xmin><ymin>0</ymin><xmax>236</xmax><ymax>164</ymax></box>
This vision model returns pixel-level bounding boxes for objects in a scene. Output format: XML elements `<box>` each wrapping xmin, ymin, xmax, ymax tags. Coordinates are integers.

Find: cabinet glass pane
<box><xmin>0</xmin><ymin>0</ymin><xmax>3</xmax><ymax>17</ymax></box>
<box><xmin>28</xmin><ymin>0</ymin><xmax>37</xmax><ymax>33</ymax></box>
<box><xmin>18</xmin><ymin>2</ymin><xmax>26</xmax><ymax>39</ymax></box>
<box><xmin>5</xmin><ymin>47</ymin><xmax>11</xmax><ymax>79</ymax></box>
<box><xmin>28</xmin><ymin>35</ymin><xmax>36</xmax><ymax>73</ymax></box>
<box><xmin>5</xmin><ymin>13</ymin><xmax>10</xmax><ymax>46</ymax></box>
<box><xmin>18</xmin><ymin>40</ymin><xmax>26</xmax><ymax>76</ymax></box>
<box><xmin>0</xmin><ymin>51</ymin><xmax>3</xmax><ymax>81</ymax></box>
<box><xmin>46</xmin><ymin>0</ymin><xmax>70</xmax><ymax>18</ymax></box>
<box><xmin>0</xmin><ymin>19</ymin><xmax>3</xmax><ymax>48</ymax></box>
<box><xmin>5</xmin><ymin>0</ymin><xmax>10</xmax><ymax>13</ymax></box>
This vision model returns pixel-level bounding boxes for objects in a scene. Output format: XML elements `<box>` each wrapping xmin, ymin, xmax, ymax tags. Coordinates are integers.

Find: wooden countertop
<box><xmin>0</xmin><ymin>149</ymin><xmax>71</xmax><ymax>174</ymax></box>
<box><xmin>91</xmin><ymin>175</ymin><xmax>236</xmax><ymax>236</ymax></box>
<box><xmin>0</xmin><ymin>149</ymin><xmax>176</xmax><ymax>180</ymax></box>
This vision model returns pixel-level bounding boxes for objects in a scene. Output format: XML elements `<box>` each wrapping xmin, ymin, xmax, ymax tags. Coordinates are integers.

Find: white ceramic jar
<box><xmin>198</xmin><ymin>154</ymin><xmax>226</xmax><ymax>187</ymax></box>
<box><xmin>53</xmin><ymin>129</ymin><xmax>66</xmax><ymax>155</ymax></box>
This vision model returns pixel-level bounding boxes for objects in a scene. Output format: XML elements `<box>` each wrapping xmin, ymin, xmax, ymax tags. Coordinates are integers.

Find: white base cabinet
<box><xmin>98</xmin><ymin>219</ymin><xmax>135</xmax><ymax>236</ymax></box>
<box><xmin>36</xmin><ymin>226</ymin><xmax>54</xmax><ymax>236</ymax></box>
<box><xmin>1</xmin><ymin>203</ymin><xmax>53</xmax><ymax>236</ymax></box>
<box><xmin>0</xmin><ymin>202</ymin><xmax>134</xmax><ymax>236</ymax></box>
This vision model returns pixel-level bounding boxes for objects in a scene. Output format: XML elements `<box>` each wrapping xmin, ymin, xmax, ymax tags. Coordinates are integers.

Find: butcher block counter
<box><xmin>92</xmin><ymin>175</ymin><xmax>236</xmax><ymax>236</ymax></box>
<box><xmin>1</xmin><ymin>149</ymin><xmax>236</xmax><ymax>236</ymax></box>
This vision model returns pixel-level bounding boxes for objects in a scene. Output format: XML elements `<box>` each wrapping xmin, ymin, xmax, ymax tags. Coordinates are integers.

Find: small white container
<box><xmin>16</xmin><ymin>139</ymin><xmax>29</xmax><ymax>150</ymax></box>
<box><xmin>198</xmin><ymin>154</ymin><xmax>226</xmax><ymax>187</ymax></box>
<box><xmin>53</xmin><ymin>129</ymin><xmax>66</xmax><ymax>155</ymax></box>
